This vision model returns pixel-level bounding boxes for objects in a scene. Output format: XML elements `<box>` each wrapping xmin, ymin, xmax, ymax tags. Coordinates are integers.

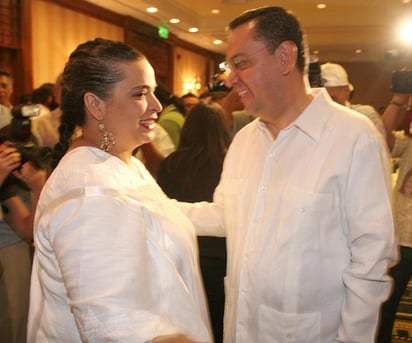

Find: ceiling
<box><xmin>86</xmin><ymin>0</ymin><xmax>412</xmax><ymax>63</ymax></box>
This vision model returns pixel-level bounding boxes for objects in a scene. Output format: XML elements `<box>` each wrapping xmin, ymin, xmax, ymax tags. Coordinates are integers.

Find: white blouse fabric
<box><xmin>27</xmin><ymin>147</ymin><xmax>212</xmax><ymax>343</ymax></box>
<box><xmin>180</xmin><ymin>89</ymin><xmax>397</xmax><ymax>342</ymax></box>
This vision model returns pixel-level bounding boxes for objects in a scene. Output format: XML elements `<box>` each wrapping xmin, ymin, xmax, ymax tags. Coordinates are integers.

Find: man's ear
<box><xmin>84</xmin><ymin>92</ymin><xmax>104</xmax><ymax>121</ymax></box>
<box><xmin>276</xmin><ymin>40</ymin><xmax>298</xmax><ymax>75</ymax></box>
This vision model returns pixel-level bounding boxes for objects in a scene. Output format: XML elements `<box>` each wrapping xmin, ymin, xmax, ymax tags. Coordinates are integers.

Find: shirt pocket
<box><xmin>258</xmin><ymin>303</ymin><xmax>321</xmax><ymax>343</ymax></box>
<box><xmin>277</xmin><ymin>186</ymin><xmax>335</xmax><ymax>249</ymax></box>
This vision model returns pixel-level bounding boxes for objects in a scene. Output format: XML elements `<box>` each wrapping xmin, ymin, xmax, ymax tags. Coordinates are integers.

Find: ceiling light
<box><xmin>146</xmin><ymin>7</ymin><xmax>158</xmax><ymax>13</ymax></box>
<box><xmin>188</xmin><ymin>27</ymin><xmax>199</xmax><ymax>33</ymax></box>
<box><xmin>355</xmin><ymin>49</ymin><xmax>362</xmax><ymax>54</ymax></box>
<box><xmin>403</xmin><ymin>0</ymin><xmax>410</xmax><ymax>4</ymax></box>
<box><xmin>211</xmin><ymin>9</ymin><xmax>220</xmax><ymax>14</ymax></box>
<box><xmin>213</xmin><ymin>39</ymin><xmax>223</xmax><ymax>45</ymax></box>
<box><xmin>317</xmin><ymin>3</ymin><xmax>326</xmax><ymax>9</ymax></box>
<box><xmin>170</xmin><ymin>18</ymin><xmax>180</xmax><ymax>24</ymax></box>
<box><xmin>400</xmin><ymin>20</ymin><xmax>412</xmax><ymax>43</ymax></box>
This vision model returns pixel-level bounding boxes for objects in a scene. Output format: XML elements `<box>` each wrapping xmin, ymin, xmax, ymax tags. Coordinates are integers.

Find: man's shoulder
<box><xmin>350</xmin><ymin>103</ymin><xmax>379</xmax><ymax>116</ymax></box>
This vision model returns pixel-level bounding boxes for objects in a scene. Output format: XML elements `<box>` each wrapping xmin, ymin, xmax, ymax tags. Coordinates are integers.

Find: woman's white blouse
<box><xmin>27</xmin><ymin>147</ymin><xmax>212</xmax><ymax>343</ymax></box>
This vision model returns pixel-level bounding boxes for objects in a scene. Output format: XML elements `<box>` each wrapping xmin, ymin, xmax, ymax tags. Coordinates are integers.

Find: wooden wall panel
<box><xmin>31</xmin><ymin>0</ymin><xmax>124</xmax><ymax>87</ymax></box>
<box><xmin>126</xmin><ymin>30</ymin><xmax>172</xmax><ymax>88</ymax></box>
<box><xmin>0</xmin><ymin>0</ymin><xmax>19</xmax><ymax>48</ymax></box>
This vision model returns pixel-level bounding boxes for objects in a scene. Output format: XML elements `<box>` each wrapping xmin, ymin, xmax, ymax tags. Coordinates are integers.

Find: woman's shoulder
<box><xmin>46</xmin><ymin>147</ymin><xmax>127</xmax><ymax>193</ymax></box>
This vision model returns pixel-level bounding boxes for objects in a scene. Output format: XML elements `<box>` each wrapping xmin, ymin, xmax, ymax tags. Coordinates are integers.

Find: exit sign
<box><xmin>158</xmin><ymin>25</ymin><xmax>169</xmax><ymax>39</ymax></box>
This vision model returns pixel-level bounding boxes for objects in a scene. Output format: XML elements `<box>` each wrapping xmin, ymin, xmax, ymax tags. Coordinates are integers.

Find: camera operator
<box><xmin>0</xmin><ymin>143</ymin><xmax>47</xmax><ymax>237</ymax></box>
<box><xmin>0</xmin><ymin>142</ymin><xmax>47</xmax><ymax>343</ymax></box>
<box><xmin>377</xmin><ymin>81</ymin><xmax>412</xmax><ymax>342</ymax></box>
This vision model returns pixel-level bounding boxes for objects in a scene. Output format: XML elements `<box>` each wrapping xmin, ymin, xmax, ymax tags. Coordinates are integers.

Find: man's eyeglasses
<box><xmin>219</xmin><ymin>45</ymin><xmax>269</xmax><ymax>73</ymax></box>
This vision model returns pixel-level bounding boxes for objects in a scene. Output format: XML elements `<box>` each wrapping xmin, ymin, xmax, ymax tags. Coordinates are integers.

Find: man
<box><xmin>179</xmin><ymin>6</ymin><xmax>396</xmax><ymax>342</ymax></box>
<box><xmin>377</xmin><ymin>92</ymin><xmax>412</xmax><ymax>342</ymax></box>
<box><xmin>321</xmin><ymin>62</ymin><xmax>386</xmax><ymax>138</ymax></box>
<box><xmin>0</xmin><ymin>70</ymin><xmax>13</xmax><ymax>130</ymax></box>
<box><xmin>0</xmin><ymin>70</ymin><xmax>13</xmax><ymax>109</ymax></box>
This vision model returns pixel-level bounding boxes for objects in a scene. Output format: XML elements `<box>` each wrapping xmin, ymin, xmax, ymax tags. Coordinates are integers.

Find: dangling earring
<box><xmin>98</xmin><ymin>120</ymin><xmax>115</xmax><ymax>152</ymax></box>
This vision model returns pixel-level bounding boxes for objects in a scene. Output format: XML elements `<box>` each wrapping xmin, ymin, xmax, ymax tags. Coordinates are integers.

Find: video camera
<box><xmin>391</xmin><ymin>69</ymin><xmax>412</xmax><ymax>94</ymax></box>
<box><xmin>308</xmin><ymin>55</ymin><xmax>323</xmax><ymax>88</ymax></box>
<box><xmin>0</xmin><ymin>104</ymin><xmax>52</xmax><ymax>170</ymax></box>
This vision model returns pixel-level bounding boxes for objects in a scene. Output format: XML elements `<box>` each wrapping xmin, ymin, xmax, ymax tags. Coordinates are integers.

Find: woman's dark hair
<box><xmin>158</xmin><ymin>101</ymin><xmax>232</xmax><ymax>201</ymax></box>
<box><xmin>52</xmin><ymin>38</ymin><xmax>145</xmax><ymax>168</ymax></box>
<box><xmin>228</xmin><ymin>6</ymin><xmax>306</xmax><ymax>72</ymax></box>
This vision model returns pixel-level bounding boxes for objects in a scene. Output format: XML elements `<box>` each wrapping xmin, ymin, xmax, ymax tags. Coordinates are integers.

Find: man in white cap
<box><xmin>321</xmin><ymin>62</ymin><xmax>386</xmax><ymax>138</ymax></box>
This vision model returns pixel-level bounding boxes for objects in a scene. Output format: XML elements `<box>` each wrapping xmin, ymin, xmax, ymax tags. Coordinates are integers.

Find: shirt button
<box><xmin>242</xmin><ymin>288</ymin><xmax>247</xmax><ymax>293</ymax></box>
<box><xmin>261</xmin><ymin>185</ymin><xmax>267</xmax><ymax>191</ymax></box>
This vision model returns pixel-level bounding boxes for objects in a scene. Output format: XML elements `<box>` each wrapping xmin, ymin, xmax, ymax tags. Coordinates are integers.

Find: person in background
<box><xmin>134</xmin><ymin>122</ymin><xmax>175</xmax><ymax>178</ymax></box>
<box><xmin>155</xmin><ymin>84</ymin><xmax>186</xmax><ymax>148</ymax></box>
<box><xmin>201</xmin><ymin>82</ymin><xmax>253</xmax><ymax>137</ymax></box>
<box><xmin>31</xmin><ymin>73</ymin><xmax>82</xmax><ymax>148</ymax></box>
<box><xmin>180</xmin><ymin>92</ymin><xmax>199</xmax><ymax>116</ymax></box>
<box><xmin>31</xmin><ymin>75</ymin><xmax>63</xmax><ymax>148</ymax></box>
<box><xmin>157</xmin><ymin>100</ymin><xmax>231</xmax><ymax>343</ymax></box>
<box><xmin>0</xmin><ymin>142</ymin><xmax>47</xmax><ymax>343</ymax></box>
<box><xmin>27</xmin><ymin>38</ymin><xmax>212</xmax><ymax>343</ymax></box>
<box><xmin>0</xmin><ymin>71</ymin><xmax>46</xmax><ymax>343</ymax></box>
<box><xmin>0</xmin><ymin>70</ymin><xmax>13</xmax><ymax>131</ymax></box>
<box><xmin>31</xmin><ymin>74</ymin><xmax>66</xmax><ymax>148</ymax></box>
<box><xmin>30</xmin><ymin>82</ymin><xmax>59</xmax><ymax>116</ymax></box>
<box><xmin>320</xmin><ymin>62</ymin><xmax>386</xmax><ymax>138</ymax></box>
<box><xmin>377</xmin><ymin>91</ymin><xmax>412</xmax><ymax>343</ymax></box>
<box><xmin>178</xmin><ymin>6</ymin><xmax>396</xmax><ymax>342</ymax></box>
<box><xmin>0</xmin><ymin>70</ymin><xmax>13</xmax><ymax>109</ymax></box>
<box><xmin>136</xmin><ymin>85</ymin><xmax>185</xmax><ymax>178</ymax></box>
<box><xmin>219</xmin><ymin>88</ymin><xmax>254</xmax><ymax>136</ymax></box>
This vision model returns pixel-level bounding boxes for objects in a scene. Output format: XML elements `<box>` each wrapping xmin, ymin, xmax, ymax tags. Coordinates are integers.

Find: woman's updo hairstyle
<box><xmin>52</xmin><ymin>38</ymin><xmax>145</xmax><ymax>168</ymax></box>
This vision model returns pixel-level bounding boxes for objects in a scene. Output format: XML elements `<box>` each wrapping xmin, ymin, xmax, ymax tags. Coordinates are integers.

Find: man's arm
<box><xmin>382</xmin><ymin>93</ymin><xmax>410</xmax><ymax>150</ymax></box>
<box><xmin>3</xmin><ymin>162</ymin><xmax>47</xmax><ymax>239</ymax></box>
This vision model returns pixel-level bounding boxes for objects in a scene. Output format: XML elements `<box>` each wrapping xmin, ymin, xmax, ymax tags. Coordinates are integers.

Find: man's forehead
<box><xmin>0</xmin><ymin>76</ymin><xmax>11</xmax><ymax>86</ymax></box>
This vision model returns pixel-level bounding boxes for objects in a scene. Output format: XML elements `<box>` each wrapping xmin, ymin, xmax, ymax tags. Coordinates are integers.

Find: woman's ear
<box><xmin>84</xmin><ymin>92</ymin><xmax>104</xmax><ymax>121</ymax></box>
<box><xmin>277</xmin><ymin>40</ymin><xmax>298</xmax><ymax>75</ymax></box>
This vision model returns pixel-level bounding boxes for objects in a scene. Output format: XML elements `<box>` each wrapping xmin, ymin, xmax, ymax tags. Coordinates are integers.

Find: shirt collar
<box><xmin>253</xmin><ymin>88</ymin><xmax>335</xmax><ymax>142</ymax></box>
<box><xmin>290</xmin><ymin>88</ymin><xmax>335</xmax><ymax>142</ymax></box>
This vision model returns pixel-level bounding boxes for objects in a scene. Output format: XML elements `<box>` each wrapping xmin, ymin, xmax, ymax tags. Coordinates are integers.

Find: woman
<box><xmin>157</xmin><ymin>101</ymin><xmax>231</xmax><ymax>202</ymax></box>
<box><xmin>157</xmin><ymin>101</ymin><xmax>231</xmax><ymax>343</ymax></box>
<box><xmin>27</xmin><ymin>38</ymin><xmax>212</xmax><ymax>343</ymax></box>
